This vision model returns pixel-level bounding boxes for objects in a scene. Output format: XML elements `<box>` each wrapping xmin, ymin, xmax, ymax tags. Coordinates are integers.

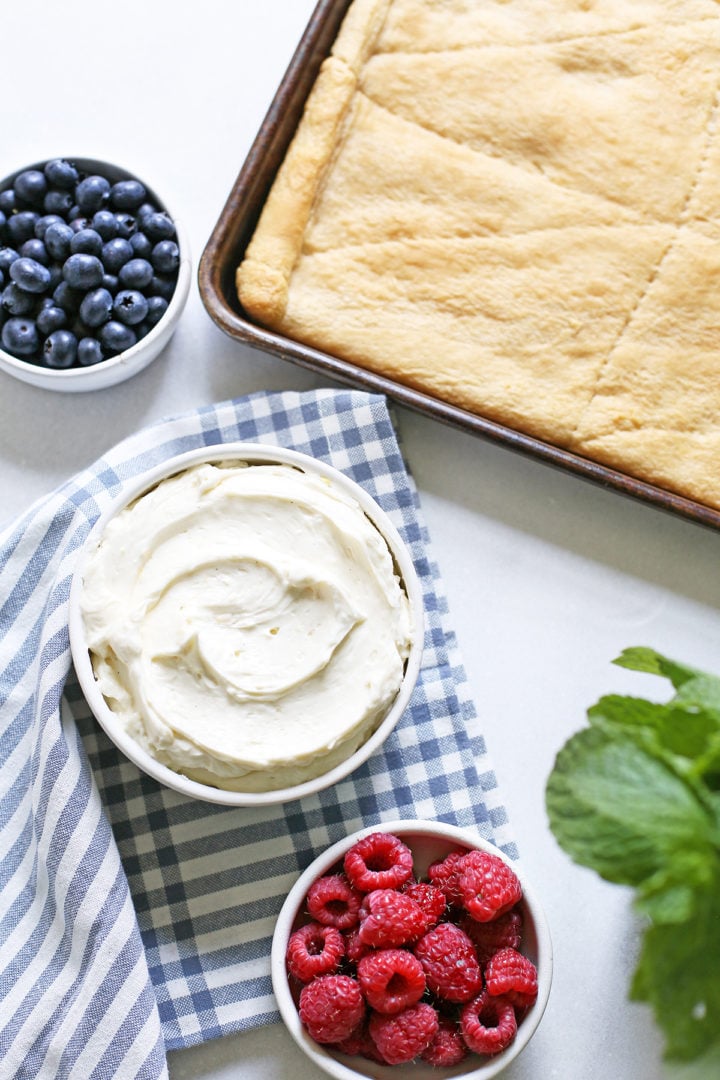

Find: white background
<box><xmin>2</xmin><ymin>2</ymin><xmax>720</xmax><ymax>1078</ymax></box>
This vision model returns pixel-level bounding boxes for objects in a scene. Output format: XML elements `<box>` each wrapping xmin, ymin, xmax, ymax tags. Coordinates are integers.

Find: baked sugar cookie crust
<box><xmin>237</xmin><ymin>0</ymin><xmax>720</xmax><ymax>511</ymax></box>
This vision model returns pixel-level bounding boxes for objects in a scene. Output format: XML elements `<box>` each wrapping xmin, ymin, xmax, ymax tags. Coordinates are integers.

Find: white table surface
<box><xmin>3</xmin><ymin>3</ymin><xmax>719</xmax><ymax>1078</ymax></box>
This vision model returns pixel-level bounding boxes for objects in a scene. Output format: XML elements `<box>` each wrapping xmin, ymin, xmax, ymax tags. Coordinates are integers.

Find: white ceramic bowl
<box><xmin>69</xmin><ymin>443</ymin><xmax>425</xmax><ymax>806</ymax></box>
<box><xmin>272</xmin><ymin>820</ymin><xmax>552</xmax><ymax>1080</ymax></box>
<box><xmin>0</xmin><ymin>156</ymin><xmax>190</xmax><ymax>391</ymax></box>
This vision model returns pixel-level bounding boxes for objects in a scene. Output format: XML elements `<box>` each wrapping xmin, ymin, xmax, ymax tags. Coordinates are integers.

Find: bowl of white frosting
<box><xmin>68</xmin><ymin>443</ymin><xmax>424</xmax><ymax>805</ymax></box>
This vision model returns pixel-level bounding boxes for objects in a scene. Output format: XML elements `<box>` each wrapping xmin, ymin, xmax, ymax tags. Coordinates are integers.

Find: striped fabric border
<box><xmin>0</xmin><ymin>390</ymin><xmax>513</xmax><ymax>1078</ymax></box>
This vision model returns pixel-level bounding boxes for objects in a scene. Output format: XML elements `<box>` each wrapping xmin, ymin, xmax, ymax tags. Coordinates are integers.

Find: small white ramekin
<box><xmin>0</xmin><ymin>156</ymin><xmax>190</xmax><ymax>392</ymax></box>
<box><xmin>68</xmin><ymin>443</ymin><xmax>425</xmax><ymax>805</ymax></box>
<box><xmin>272</xmin><ymin>819</ymin><xmax>553</xmax><ymax>1080</ymax></box>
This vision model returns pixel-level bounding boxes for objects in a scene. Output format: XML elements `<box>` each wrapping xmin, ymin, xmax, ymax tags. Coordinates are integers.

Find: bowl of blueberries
<box><xmin>0</xmin><ymin>156</ymin><xmax>190</xmax><ymax>391</ymax></box>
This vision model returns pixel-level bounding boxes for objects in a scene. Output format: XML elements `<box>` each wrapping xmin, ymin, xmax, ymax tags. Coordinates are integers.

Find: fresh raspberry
<box><xmin>358</xmin><ymin>889</ymin><xmax>428</xmax><ymax>948</ymax></box>
<box><xmin>427</xmin><ymin>848</ymin><xmax>467</xmax><ymax>905</ymax></box>
<box><xmin>459</xmin><ymin>908</ymin><xmax>523</xmax><ymax>963</ymax></box>
<box><xmin>285</xmin><ymin>921</ymin><xmax>344</xmax><ymax>982</ymax></box>
<box><xmin>357</xmin><ymin>949</ymin><xmax>426</xmax><ymax>1014</ymax></box>
<box><xmin>402</xmin><ymin>881</ymin><xmax>446</xmax><ymax>928</ymax></box>
<box><xmin>421</xmin><ymin>1015</ymin><xmax>469</xmax><ymax>1067</ymax></box>
<box><xmin>458</xmin><ymin>850</ymin><xmax>523</xmax><ymax>922</ymax></box>
<box><xmin>485</xmin><ymin>947</ymin><xmax>539</xmax><ymax>1009</ymax></box>
<box><xmin>343</xmin><ymin>927</ymin><xmax>373</xmax><ymax>965</ymax></box>
<box><xmin>298</xmin><ymin>974</ymin><xmax>365</xmax><ymax>1045</ymax></box>
<box><xmin>461</xmin><ymin>990</ymin><xmax>517</xmax><ymax>1055</ymax></box>
<box><xmin>334</xmin><ymin>1019</ymin><xmax>387</xmax><ymax>1063</ymax></box>
<box><xmin>306</xmin><ymin>873</ymin><xmax>362</xmax><ymax>930</ymax></box>
<box><xmin>343</xmin><ymin>832</ymin><xmax>414</xmax><ymax>892</ymax></box>
<box><xmin>369</xmin><ymin>1002</ymin><xmax>440</xmax><ymax>1065</ymax></box>
<box><xmin>413</xmin><ymin>922</ymin><xmax>482</xmax><ymax>1002</ymax></box>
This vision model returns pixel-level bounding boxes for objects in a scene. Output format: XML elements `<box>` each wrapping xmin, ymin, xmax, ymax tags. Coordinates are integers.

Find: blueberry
<box><xmin>114</xmin><ymin>212</ymin><xmax>137</xmax><ymax>239</ymax></box>
<box><xmin>69</xmin><ymin>216</ymin><xmax>91</xmax><ymax>234</ymax></box>
<box><xmin>118</xmin><ymin>257</ymin><xmax>153</xmax><ymax>289</ymax></box>
<box><xmin>136</xmin><ymin>202</ymin><xmax>157</xmax><ymax>222</ymax></box>
<box><xmin>142</xmin><ymin>211</ymin><xmax>175</xmax><ymax>241</ymax></box>
<box><xmin>91</xmin><ymin>210</ymin><xmax>118</xmax><ymax>241</ymax></box>
<box><xmin>34</xmin><ymin>213</ymin><xmax>65</xmax><ymax>239</ymax></box>
<box><xmin>7</xmin><ymin>211</ymin><xmax>39</xmax><ymax>245</ymax></box>
<box><xmin>101</xmin><ymin>237</ymin><xmax>133</xmax><ymax>273</ymax></box>
<box><xmin>2</xmin><ymin>316</ymin><xmax>39</xmax><ymax>357</ymax></box>
<box><xmin>53</xmin><ymin>281</ymin><xmax>84</xmax><ymax>314</ymax></box>
<box><xmin>70</xmin><ymin>228</ymin><xmax>103</xmax><ymax>256</ymax></box>
<box><xmin>79</xmin><ymin>287</ymin><xmax>113</xmax><ymax>328</ymax></box>
<box><xmin>110</xmin><ymin>179</ymin><xmax>146</xmax><ymax>210</ymax></box>
<box><xmin>75</xmin><ymin>175</ymin><xmax>111</xmax><ymax>213</ymax></box>
<box><xmin>0</xmin><ymin>268</ymin><xmax>3</xmax><ymax>289</ymax></box>
<box><xmin>63</xmin><ymin>253</ymin><xmax>104</xmax><ymax>289</ymax></box>
<box><xmin>14</xmin><ymin>170</ymin><xmax>48</xmax><ymax>208</ymax></box>
<box><xmin>150</xmin><ymin>239</ymin><xmax>179</xmax><ymax>275</ymax></box>
<box><xmin>0</xmin><ymin>189</ymin><xmax>17</xmax><ymax>215</ymax></box>
<box><xmin>47</xmin><ymin>264</ymin><xmax>64</xmax><ymax>291</ymax></box>
<box><xmin>0</xmin><ymin>209</ymin><xmax>5</xmax><ymax>240</ymax></box>
<box><xmin>44</xmin><ymin>158</ymin><xmax>79</xmax><ymax>190</ymax></box>
<box><xmin>43</xmin><ymin>189</ymin><xmax>75</xmax><ymax>216</ymax></box>
<box><xmin>43</xmin><ymin>329</ymin><xmax>77</xmax><ymax>368</ymax></box>
<box><xmin>145</xmin><ymin>295</ymin><xmax>168</xmax><ymax>327</ymax></box>
<box><xmin>113</xmin><ymin>289</ymin><xmax>148</xmax><ymax>326</ymax></box>
<box><xmin>44</xmin><ymin>222</ymin><xmax>74</xmax><ymax>260</ymax></box>
<box><xmin>129</xmin><ymin>230</ymin><xmax>153</xmax><ymax>259</ymax></box>
<box><xmin>2</xmin><ymin>283</ymin><xmax>38</xmax><ymax>315</ymax></box>
<box><xmin>0</xmin><ymin>247</ymin><xmax>20</xmax><ymax>274</ymax></box>
<box><xmin>99</xmin><ymin>319</ymin><xmax>136</xmax><ymax>354</ymax></box>
<box><xmin>149</xmin><ymin>274</ymin><xmax>176</xmax><ymax>301</ymax></box>
<box><xmin>10</xmin><ymin>257</ymin><xmax>51</xmax><ymax>294</ymax></box>
<box><xmin>20</xmin><ymin>238</ymin><xmax>50</xmax><ymax>266</ymax></box>
<box><xmin>102</xmin><ymin>272</ymin><xmax>119</xmax><ymax>295</ymax></box>
<box><xmin>77</xmin><ymin>336</ymin><xmax>104</xmax><ymax>366</ymax></box>
<box><xmin>71</xmin><ymin>317</ymin><xmax>93</xmax><ymax>340</ymax></box>
<box><xmin>36</xmin><ymin>304</ymin><xmax>68</xmax><ymax>336</ymax></box>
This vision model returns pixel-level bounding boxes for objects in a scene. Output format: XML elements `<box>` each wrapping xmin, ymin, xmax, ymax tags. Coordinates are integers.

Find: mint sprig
<box><xmin>546</xmin><ymin>648</ymin><xmax>720</xmax><ymax>1062</ymax></box>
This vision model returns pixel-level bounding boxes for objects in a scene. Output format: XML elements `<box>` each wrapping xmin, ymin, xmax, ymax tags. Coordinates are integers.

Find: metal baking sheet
<box><xmin>198</xmin><ymin>0</ymin><xmax>720</xmax><ymax>532</ymax></box>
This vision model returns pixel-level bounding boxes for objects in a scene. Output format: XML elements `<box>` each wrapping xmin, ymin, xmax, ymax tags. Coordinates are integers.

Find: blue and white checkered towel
<box><xmin>0</xmin><ymin>389</ymin><xmax>514</xmax><ymax>1080</ymax></box>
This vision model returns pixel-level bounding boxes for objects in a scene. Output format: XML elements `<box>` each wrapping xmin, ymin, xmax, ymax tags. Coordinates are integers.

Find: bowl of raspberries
<box><xmin>272</xmin><ymin>820</ymin><xmax>552</xmax><ymax>1078</ymax></box>
<box><xmin>0</xmin><ymin>156</ymin><xmax>190</xmax><ymax>391</ymax></box>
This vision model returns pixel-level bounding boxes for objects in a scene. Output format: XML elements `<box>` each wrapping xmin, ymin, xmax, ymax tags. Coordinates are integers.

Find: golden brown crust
<box><xmin>279</xmin><ymin>224</ymin><xmax>674</xmax><ymax>445</ymax></box>
<box><xmin>332</xmin><ymin>0</ymin><xmax>393</xmax><ymax>72</ymax></box>
<box><xmin>374</xmin><ymin>0</ymin><xmax>720</xmax><ymax>51</ymax></box>
<box><xmin>236</xmin><ymin>57</ymin><xmax>357</xmax><ymax>325</ymax></box>
<box><xmin>573</xmin><ymin>227</ymin><xmax>720</xmax><ymax>505</ymax></box>
<box><xmin>237</xmin><ymin>0</ymin><xmax>394</xmax><ymax>325</ymax></box>
<box><xmin>236</xmin><ymin>0</ymin><xmax>720</xmax><ymax>510</ymax></box>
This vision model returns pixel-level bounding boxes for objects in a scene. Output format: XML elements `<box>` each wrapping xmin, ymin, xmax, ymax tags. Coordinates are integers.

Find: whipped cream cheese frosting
<box><xmin>80</xmin><ymin>460</ymin><xmax>414</xmax><ymax>792</ymax></box>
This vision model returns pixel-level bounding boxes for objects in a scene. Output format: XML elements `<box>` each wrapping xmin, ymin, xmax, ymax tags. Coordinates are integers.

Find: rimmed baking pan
<box><xmin>198</xmin><ymin>0</ymin><xmax>720</xmax><ymax>533</ymax></box>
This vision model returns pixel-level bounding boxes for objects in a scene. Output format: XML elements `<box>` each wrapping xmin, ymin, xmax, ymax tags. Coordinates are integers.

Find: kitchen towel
<box><xmin>0</xmin><ymin>388</ymin><xmax>514</xmax><ymax>1080</ymax></box>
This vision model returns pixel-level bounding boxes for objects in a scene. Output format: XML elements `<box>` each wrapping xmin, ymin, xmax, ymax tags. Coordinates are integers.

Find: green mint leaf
<box><xmin>546</xmin><ymin>726</ymin><xmax>715</xmax><ymax>887</ymax></box>
<box><xmin>630</xmin><ymin>875</ymin><xmax>720</xmax><ymax>1061</ymax></box>
<box><xmin>547</xmin><ymin>649</ymin><xmax>720</xmax><ymax>1062</ymax></box>
<box><xmin>635</xmin><ymin>849</ymin><xmax>717</xmax><ymax>925</ymax></box>
<box><xmin>588</xmin><ymin>694</ymin><xmax>668</xmax><ymax>730</ymax></box>
<box><xmin>613</xmin><ymin>647</ymin><xmax>700</xmax><ymax>688</ymax></box>
<box><xmin>674</xmin><ymin>674</ymin><xmax>720</xmax><ymax>716</ymax></box>
<box><xmin>635</xmin><ymin>881</ymin><xmax>696</xmax><ymax>924</ymax></box>
<box><xmin>590</xmin><ymin>693</ymin><xmax>720</xmax><ymax>786</ymax></box>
